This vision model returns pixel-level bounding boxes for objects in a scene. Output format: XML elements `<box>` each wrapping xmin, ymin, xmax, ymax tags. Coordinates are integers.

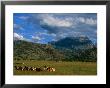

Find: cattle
<box><xmin>35</xmin><ymin>67</ymin><xmax>42</xmax><ymax>72</ymax></box>
<box><xmin>14</xmin><ymin>65</ymin><xmax>55</xmax><ymax>72</ymax></box>
<box><xmin>32</xmin><ymin>67</ymin><xmax>36</xmax><ymax>71</ymax></box>
<box><xmin>14</xmin><ymin>66</ymin><xmax>23</xmax><ymax>71</ymax></box>
<box><xmin>19</xmin><ymin>66</ymin><xmax>24</xmax><ymax>71</ymax></box>
<box><xmin>28</xmin><ymin>67</ymin><xmax>37</xmax><ymax>71</ymax></box>
<box><xmin>51</xmin><ymin>68</ymin><xmax>55</xmax><ymax>72</ymax></box>
<box><xmin>23</xmin><ymin>66</ymin><xmax>28</xmax><ymax>71</ymax></box>
<box><xmin>43</xmin><ymin>66</ymin><xmax>56</xmax><ymax>72</ymax></box>
<box><xmin>47</xmin><ymin>67</ymin><xmax>55</xmax><ymax>72</ymax></box>
<box><xmin>43</xmin><ymin>66</ymin><xmax>48</xmax><ymax>71</ymax></box>
<box><xmin>14</xmin><ymin>66</ymin><xmax>19</xmax><ymax>70</ymax></box>
<box><xmin>28</xmin><ymin>67</ymin><xmax>34</xmax><ymax>71</ymax></box>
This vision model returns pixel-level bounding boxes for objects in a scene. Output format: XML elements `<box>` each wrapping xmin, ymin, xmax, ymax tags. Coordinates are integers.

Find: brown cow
<box><xmin>43</xmin><ymin>66</ymin><xmax>55</xmax><ymax>72</ymax></box>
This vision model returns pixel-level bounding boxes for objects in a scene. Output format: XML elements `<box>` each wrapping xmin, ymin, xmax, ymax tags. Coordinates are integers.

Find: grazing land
<box><xmin>14</xmin><ymin>60</ymin><xmax>97</xmax><ymax>75</ymax></box>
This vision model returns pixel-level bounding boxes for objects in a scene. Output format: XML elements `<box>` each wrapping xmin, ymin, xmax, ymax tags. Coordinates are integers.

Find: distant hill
<box><xmin>14</xmin><ymin>40</ymin><xmax>65</xmax><ymax>61</ymax></box>
<box><xmin>49</xmin><ymin>36</ymin><xmax>97</xmax><ymax>61</ymax></box>
<box><xmin>14</xmin><ymin>36</ymin><xmax>97</xmax><ymax>62</ymax></box>
<box><xmin>49</xmin><ymin>36</ymin><xmax>94</xmax><ymax>50</ymax></box>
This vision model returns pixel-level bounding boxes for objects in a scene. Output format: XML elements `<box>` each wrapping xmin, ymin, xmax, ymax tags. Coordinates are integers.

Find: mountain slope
<box><xmin>14</xmin><ymin>40</ymin><xmax>65</xmax><ymax>61</ymax></box>
<box><xmin>49</xmin><ymin>36</ymin><xmax>97</xmax><ymax>61</ymax></box>
<box><xmin>50</xmin><ymin>36</ymin><xmax>94</xmax><ymax>50</ymax></box>
<box><xmin>14</xmin><ymin>36</ymin><xmax>97</xmax><ymax>62</ymax></box>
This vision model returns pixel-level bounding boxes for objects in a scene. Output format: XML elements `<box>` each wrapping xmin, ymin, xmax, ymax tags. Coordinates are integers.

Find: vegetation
<box><xmin>14</xmin><ymin>38</ymin><xmax>97</xmax><ymax>62</ymax></box>
<box><xmin>14</xmin><ymin>60</ymin><xmax>97</xmax><ymax>75</ymax></box>
<box><xmin>14</xmin><ymin>40</ymin><xmax>65</xmax><ymax>61</ymax></box>
<box><xmin>61</xmin><ymin>47</ymin><xmax>97</xmax><ymax>62</ymax></box>
<box><xmin>14</xmin><ymin>37</ymin><xmax>97</xmax><ymax>75</ymax></box>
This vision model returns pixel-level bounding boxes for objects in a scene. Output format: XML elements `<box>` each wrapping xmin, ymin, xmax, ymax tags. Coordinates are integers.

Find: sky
<box><xmin>13</xmin><ymin>13</ymin><xmax>97</xmax><ymax>44</ymax></box>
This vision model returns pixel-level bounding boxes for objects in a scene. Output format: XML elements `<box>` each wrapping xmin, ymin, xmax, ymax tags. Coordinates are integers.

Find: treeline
<box><xmin>14</xmin><ymin>40</ymin><xmax>65</xmax><ymax>61</ymax></box>
<box><xmin>14</xmin><ymin>40</ymin><xmax>97</xmax><ymax>62</ymax></box>
<box><xmin>60</xmin><ymin>47</ymin><xmax>97</xmax><ymax>62</ymax></box>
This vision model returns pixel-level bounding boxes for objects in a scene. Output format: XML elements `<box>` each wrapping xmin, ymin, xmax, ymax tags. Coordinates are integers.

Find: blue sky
<box><xmin>13</xmin><ymin>13</ymin><xmax>97</xmax><ymax>44</ymax></box>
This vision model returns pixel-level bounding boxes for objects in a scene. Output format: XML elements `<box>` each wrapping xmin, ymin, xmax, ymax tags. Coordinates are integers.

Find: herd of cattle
<box><xmin>14</xmin><ymin>65</ymin><xmax>56</xmax><ymax>72</ymax></box>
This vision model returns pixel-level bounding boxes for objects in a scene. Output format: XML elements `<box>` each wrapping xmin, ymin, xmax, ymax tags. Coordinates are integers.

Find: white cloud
<box><xmin>50</xmin><ymin>33</ymin><xmax>56</xmax><ymax>37</ymax></box>
<box><xmin>18</xmin><ymin>13</ymin><xmax>97</xmax><ymax>43</ymax></box>
<box><xmin>14</xmin><ymin>24</ymin><xmax>24</xmax><ymax>30</ymax></box>
<box><xmin>76</xmin><ymin>17</ymin><xmax>97</xmax><ymax>26</ymax></box>
<box><xmin>14</xmin><ymin>33</ymin><xmax>32</xmax><ymax>42</ymax></box>
<box><xmin>85</xmin><ymin>18</ymin><xmax>97</xmax><ymax>25</ymax></box>
<box><xmin>36</xmin><ymin>32</ymin><xmax>48</xmax><ymax>36</ymax></box>
<box><xmin>38</xmin><ymin>14</ymin><xmax>97</xmax><ymax>29</ymax></box>
<box><xmin>39</xmin><ymin>14</ymin><xmax>73</xmax><ymax>28</ymax></box>
<box><xmin>14</xmin><ymin>24</ymin><xmax>19</xmax><ymax>29</ymax></box>
<box><xmin>14</xmin><ymin>33</ymin><xmax>24</xmax><ymax>40</ymax></box>
<box><xmin>37</xmin><ymin>14</ymin><xmax>97</xmax><ymax>41</ymax></box>
<box><xmin>35</xmin><ymin>32</ymin><xmax>56</xmax><ymax>38</ymax></box>
<box><xmin>32</xmin><ymin>36</ymin><xmax>41</xmax><ymax>42</ymax></box>
<box><xmin>77</xmin><ymin>17</ymin><xmax>85</xmax><ymax>23</ymax></box>
<box><xmin>31</xmin><ymin>32</ymin><xmax>57</xmax><ymax>43</ymax></box>
<box><xmin>18</xmin><ymin>16</ymin><xmax>29</xmax><ymax>20</ymax></box>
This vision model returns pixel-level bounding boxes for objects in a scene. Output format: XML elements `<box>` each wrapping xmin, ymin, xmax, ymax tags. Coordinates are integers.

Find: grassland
<box><xmin>14</xmin><ymin>60</ymin><xmax>97</xmax><ymax>75</ymax></box>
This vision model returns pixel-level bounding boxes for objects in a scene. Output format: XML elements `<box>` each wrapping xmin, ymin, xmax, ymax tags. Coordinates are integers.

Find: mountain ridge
<box><xmin>49</xmin><ymin>36</ymin><xmax>95</xmax><ymax>50</ymax></box>
<box><xmin>14</xmin><ymin>36</ymin><xmax>97</xmax><ymax>62</ymax></box>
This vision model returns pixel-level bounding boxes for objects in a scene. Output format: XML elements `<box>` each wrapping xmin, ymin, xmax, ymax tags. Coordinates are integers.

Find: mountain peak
<box><xmin>50</xmin><ymin>36</ymin><xmax>94</xmax><ymax>50</ymax></box>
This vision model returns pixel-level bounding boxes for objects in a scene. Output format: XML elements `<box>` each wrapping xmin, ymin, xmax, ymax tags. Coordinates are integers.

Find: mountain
<box><xmin>49</xmin><ymin>36</ymin><xmax>95</xmax><ymax>50</ymax></box>
<box><xmin>14</xmin><ymin>36</ymin><xmax>97</xmax><ymax>62</ymax></box>
<box><xmin>49</xmin><ymin>36</ymin><xmax>97</xmax><ymax>61</ymax></box>
<box><xmin>14</xmin><ymin>40</ymin><xmax>65</xmax><ymax>61</ymax></box>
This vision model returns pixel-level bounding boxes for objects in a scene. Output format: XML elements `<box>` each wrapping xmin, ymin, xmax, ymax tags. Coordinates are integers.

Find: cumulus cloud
<box><xmin>40</xmin><ymin>14</ymin><xmax>95</xmax><ymax>41</ymax></box>
<box><xmin>34</xmin><ymin>14</ymin><xmax>97</xmax><ymax>42</ymax></box>
<box><xmin>85</xmin><ymin>18</ymin><xmax>97</xmax><ymax>25</ymax></box>
<box><xmin>37</xmin><ymin>14</ymin><xmax>73</xmax><ymax>28</ymax></box>
<box><xmin>35</xmin><ymin>14</ymin><xmax>97</xmax><ymax>35</ymax></box>
<box><xmin>14</xmin><ymin>13</ymin><xmax>97</xmax><ymax>43</ymax></box>
<box><xmin>76</xmin><ymin>17</ymin><xmax>97</xmax><ymax>26</ymax></box>
<box><xmin>14</xmin><ymin>33</ymin><xmax>32</xmax><ymax>42</ymax></box>
<box><xmin>38</xmin><ymin>14</ymin><xmax>96</xmax><ymax>29</ymax></box>
<box><xmin>14</xmin><ymin>33</ymin><xmax>24</xmax><ymax>40</ymax></box>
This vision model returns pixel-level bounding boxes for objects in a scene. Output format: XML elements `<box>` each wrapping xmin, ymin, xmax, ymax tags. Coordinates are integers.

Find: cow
<box><xmin>43</xmin><ymin>66</ymin><xmax>56</xmax><ymax>72</ymax></box>
<box><xmin>19</xmin><ymin>66</ymin><xmax>24</xmax><ymax>71</ymax></box>
<box><xmin>14</xmin><ymin>66</ymin><xmax>24</xmax><ymax>71</ymax></box>
<box><xmin>51</xmin><ymin>68</ymin><xmax>55</xmax><ymax>72</ymax></box>
<box><xmin>48</xmin><ymin>67</ymin><xmax>55</xmax><ymax>72</ymax></box>
<box><xmin>35</xmin><ymin>67</ymin><xmax>42</xmax><ymax>72</ymax></box>
<box><xmin>14</xmin><ymin>66</ymin><xmax>19</xmax><ymax>70</ymax></box>
<box><xmin>42</xmin><ymin>65</ymin><xmax>49</xmax><ymax>71</ymax></box>
<box><xmin>14</xmin><ymin>65</ymin><xmax>55</xmax><ymax>72</ymax></box>
<box><xmin>23</xmin><ymin>66</ymin><xmax>28</xmax><ymax>71</ymax></box>
<box><xmin>28</xmin><ymin>67</ymin><xmax>34</xmax><ymax>71</ymax></box>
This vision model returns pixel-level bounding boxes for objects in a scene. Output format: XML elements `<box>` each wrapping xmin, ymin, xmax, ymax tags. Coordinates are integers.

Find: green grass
<box><xmin>14</xmin><ymin>60</ymin><xmax>97</xmax><ymax>75</ymax></box>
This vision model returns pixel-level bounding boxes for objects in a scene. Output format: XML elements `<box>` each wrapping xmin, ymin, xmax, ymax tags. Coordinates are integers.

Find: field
<box><xmin>14</xmin><ymin>60</ymin><xmax>97</xmax><ymax>75</ymax></box>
